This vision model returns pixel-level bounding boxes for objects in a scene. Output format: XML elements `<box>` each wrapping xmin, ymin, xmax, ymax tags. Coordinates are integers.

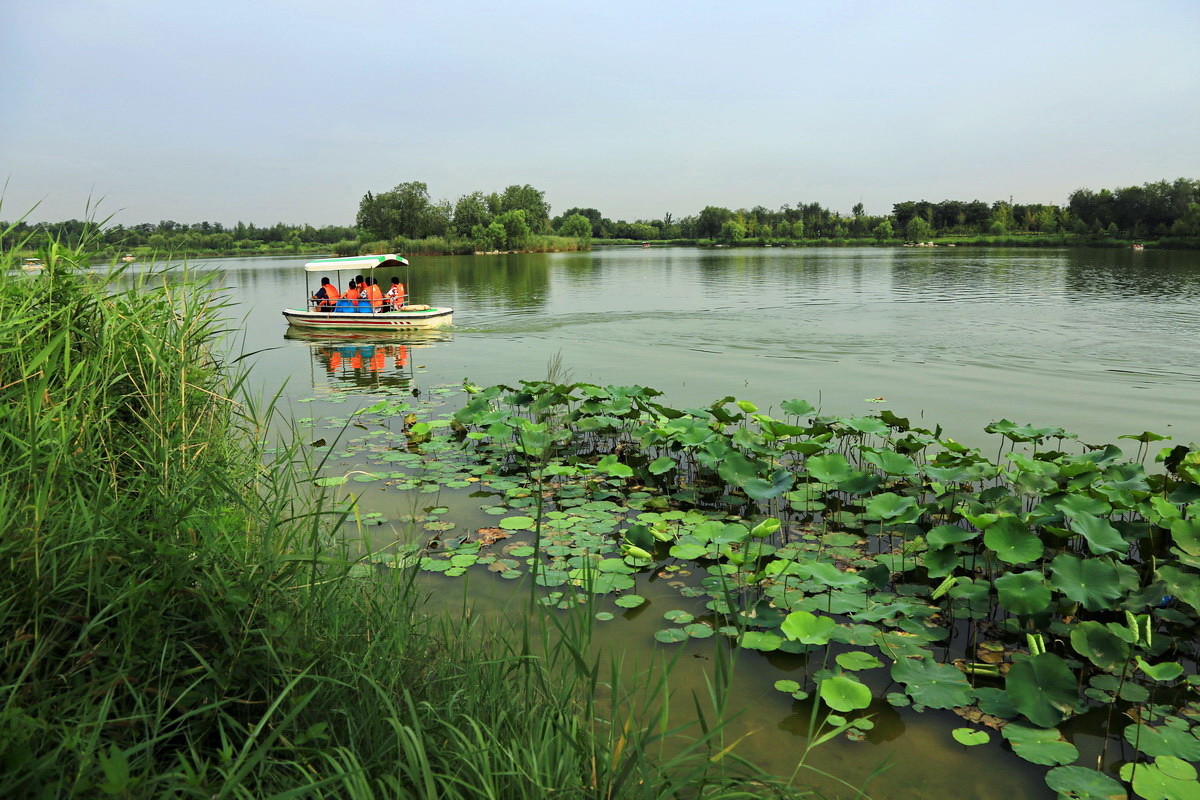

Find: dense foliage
<box><xmin>0</xmin><ymin>244</ymin><xmax>796</xmax><ymax>797</ymax></box>
<box><xmin>324</xmin><ymin>378</ymin><xmax>1200</xmax><ymax>800</ymax></box>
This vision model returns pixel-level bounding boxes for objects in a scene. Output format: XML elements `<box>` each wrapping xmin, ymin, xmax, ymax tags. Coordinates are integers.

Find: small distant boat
<box><xmin>122</xmin><ymin>253</ymin><xmax>136</xmax><ymax>262</ymax></box>
<box><xmin>21</xmin><ymin>258</ymin><xmax>44</xmax><ymax>272</ymax></box>
<box><xmin>1132</xmin><ymin>243</ymin><xmax>1144</xmax><ymax>251</ymax></box>
<box><xmin>282</xmin><ymin>254</ymin><xmax>453</xmax><ymax>332</ymax></box>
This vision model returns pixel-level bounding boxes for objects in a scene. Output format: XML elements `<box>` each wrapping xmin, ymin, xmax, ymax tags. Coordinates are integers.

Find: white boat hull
<box><xmin>283</xmin><ymin>307</ymin><xmax>453</xmax><ymax>331</ymax></box>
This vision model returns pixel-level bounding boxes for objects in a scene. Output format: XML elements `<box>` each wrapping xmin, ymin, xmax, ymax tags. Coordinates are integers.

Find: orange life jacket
<box><xmin>367</xmin><ymin>283</ymin><xmax>383</xmax><ymax>309</ymax></box>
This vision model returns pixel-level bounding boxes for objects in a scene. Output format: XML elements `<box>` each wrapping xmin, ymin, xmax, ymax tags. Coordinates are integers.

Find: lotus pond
<box><xmin>206</xmin><ymin>246</ymin><xmax>1200</xmax><ymax>799</ymax></box>
<box><xmin>289</xmin><ymin>374</ymin><xmax>1199</xmax><ymax>800</ymax></box>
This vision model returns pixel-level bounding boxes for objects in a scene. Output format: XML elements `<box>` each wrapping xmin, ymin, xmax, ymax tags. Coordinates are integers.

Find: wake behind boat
<box><xmin>282</xmin><ymin>254</ymin><xmax>453</xmax><ymax>331</ymax></box>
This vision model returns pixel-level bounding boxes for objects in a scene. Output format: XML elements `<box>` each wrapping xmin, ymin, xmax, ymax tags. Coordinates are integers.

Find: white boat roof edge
<box><xmin>303</xmin><ymin>254</ymin><xmax>410</xmax><ymax>272</ymax></box>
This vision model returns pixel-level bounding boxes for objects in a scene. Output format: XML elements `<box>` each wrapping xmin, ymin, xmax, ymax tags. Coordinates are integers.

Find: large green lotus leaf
<box><xmin>717</xmin><ymin>450</ymin><xmax>761</xmax><ymax>488</ymax></box>
<box><xmin>1070</xmin><ymin>621</ymin><xmax>1132</xmax><ymax>671</ymax></box>
<box><xmin>1123</xmin><ymin>724</ymin><xmax>1200</xmax><ymax>761</ymax></box>
<box><xmin>835</xmin><ymin>651</ymin><xmax>883</xmax><ymax>671</ymax></box>
<box><xmin>922</xmin><ymin>546</ymin><xmax>961</xmax><ymax>578</ymax></box>
<box><xmin>863</xmin><ymin>448</ymin><xmax>919</xmax><ymax>476</ymax></box>
<box><xmin>1006</xmin><ymin>652</ymin><xmax>1081</xmax><ymax>728</ymax></box>
<box><xmin>1118</xmin><ymin>756</ymin><xmax>1199</xmax><ymax>800</ymax></box>
<box><xmin>926</xmin><ymin>525</ymin><xmax>978</xmax><ymax>548</ymax></box>
<box><xmin>1069</xmin><ymin>511</ymin><xmax>1130</xmax><ymax>555</ymax></box>
<box><xmin>781</xmin><ymin>398</ymin><xmax>816</xmax><ymax>416</ymax></box>
<box><xmin>1155</xmin><ymin>565</ymin><xmax>1200</xmax><ymax>614</ymax></box>
<box><xmin>648</xmin><ymin>455</ymin><xmax>677</xmax><ymax>475</ymax></box>
<box><xmin>864</xmin><ymin>492</ymin><xmax>920</xmax><ymax>522</ymax></box>
<box><xmin>798</xmin><ymin>561</ymin><xmax>868</xmax><ymax>590</ymax></box>
<box><xmin>781</xmin><ymin>610</ymin><xmax>836</xmax><ymax>645</ymax></box>
<box><xmin>1170</xmin><ymin>517</ymin><xmax>1200</xmax><ymax>556</ymax></box>
<box><xmin>983</xmin><ymin>516</ymin><xmax>1043</xmax><ymax>564</ymax></box>
<box><xmin>1001</xmin><ymin>724</ymin><xmax>1079</xmax><ymax>766</ymax></box>
<box><xmin>819</xmin><ymin>673</ymin><xmax>872</xmax><ymax>712</ymax></box>
<box><xmin>744</xmin><ymin>468</ymin><xmax>795</xmax><ymax>501</ymax></box>
<box><xmin>994</xmin><ymin>571</ymin><xmax>1052</xmax><ymax>615</ymax></box>
<box><xmin>1044</xmin><ymin>765</ymin><xmax>1128</xmax><ymax>800</ymax></box>
<box><xmin>806</xmin><ymin>453</ymin><xmax>853</xmax><ymax>484</ymax></box>
<box><xmin>1055</xmin><ymin>493</ymin><xmax>1114</xmax><ymax>518</ymax></box>
<box><xmin>669</xmin><ymin>542</ymin><xmax>707</xmax><ymax>560</ymax></box>
<box><xmin>890</xmin><ymin>657</ymin><xmax>974</xmax><ymax>709</ymax></box>
<box><xmin>1050</xmin><ymin>554</ymin><xmax>1128</xmax><ymax>611</ymax></box>
<box><xmin>739</xmin><ymin>631</ymin><xmax>783</xmax><ymax>651</ymax></box>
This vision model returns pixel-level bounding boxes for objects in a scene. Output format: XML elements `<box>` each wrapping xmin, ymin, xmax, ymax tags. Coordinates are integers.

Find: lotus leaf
<box><xmin>863</xmin><ymin>448</ymin><xmax>919</xmax><ymax>476</ymax></box>
<box><xmin>654</xmin><ymin>628</ymin><xmax>689</xmax><ymax>644</ymax></box>
<box><xmin>1118</xmin><ymin>756</ymin><xmax>1199</xmax><ymax>800</ymax></box>
<box><xmin>951</xmin><ymin>728</ymin><xmax>990</xmax><ymax>746</ymax></box>
<box><xmin>1001</xmin><ymin>724</ymin><xmax>1079</xmax><ymax>766</ymax></box>
<box><xmin>1170</xmin><ymin>518</ymin><xmax>1200</xmax><ymax>557</ymax></box>
<box><xmin>1050</xmin><ymin>554</ymin><xmax>1129</xmax><ymax>611</ymax></box>
<box><xmin>926</xmin><ymin>525</ymin><xmax>977</xmax><ymax>548</ymax></box>
<box><xmin>684</xmin><ymin>623</ymin><xmax>714</xmax><ymax>638</ymax></box>
<box><xmin>835</xmin><ymin>651</ymin><xmax>883</xmax><ymax>671</ymax></box>
<box><xmin>745</xmin><ymin>468</ymin><xmax>794</xmax><ymax>500</ymax></box>
<box><xmin>1070</xmin><ymin>621</ymin><xmax>1132</xmax><ymax>671</ymax></box>
<box><xmin>863</xmin><ymin>492</ymin><xmax>920</xmax><ymax>522</ymax></box>
<box><xmin>806</xmin><ymin>453</ymin><xmax>854</xmax><ymax>484</ymax></box>
<box><xmin>780</xmin><ymin>398</ymin><xmax>816</xmax><ymax>416</ymax></box>
<box><xmin>614</xmin><ymin>595</ymin><xmax>645</xmax><ymax>609</ymax></box>
<box><xmin>1006</xmin><ymin>652</ymin><xmax>1081</xmax><ymax>728</ymax></box>
<box><xmin>500</xmin><ymin>516</ymin><xmax>536</xmax><ymax>531</ymax></box>
<box><xmin>818</xmin><ymin>673</ymin><xmax>872</xmax><ymax>712</ymax></box>
<box><xmin>983</xmin><ymin>516</ymin><xmax>1043</xmax><ymax>564</ymax></box>
<box><xmin>995</xmin><ymin>571</ymin><xmax>1053</xmax><ymax>615</ymax></box>
<box><xmin>781</xmin><ymin>610</ymin><xmax>836</xmax><ymax>645</ymax></box>
<box><xmin>1069</xmin><ymin>511</ymin><xmax>1131</xmax><ymax>555</ymax></box>
<box><xmin>1044</xmin><ymin>766</ymin><xmax>1128</xmax><ymax>800</ymax></box>
<box><xmin>890</xmin><ymin>657</ymin><xmax>974</xmax><ymax>709</ymax></box>
<box><xmin>1124</xmin><ymin>724</ymin><xmax>1200</xmax><ymax>761</ymax></box>
<box><xmin>740</xmin><ymin>631</ymin><xmax>783</xmax><ymax>651</ymax></box>
<box><xmin>774</xmin><ymin>679</ymin><xmax>802</xmax><ymax>693</ymax></box>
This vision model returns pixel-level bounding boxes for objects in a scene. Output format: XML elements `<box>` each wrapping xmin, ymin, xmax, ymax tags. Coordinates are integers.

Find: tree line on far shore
<box><xmin>5</xmin><ymin>177</ymin><xmax>1199</xmax><ymax>256</ymax></box>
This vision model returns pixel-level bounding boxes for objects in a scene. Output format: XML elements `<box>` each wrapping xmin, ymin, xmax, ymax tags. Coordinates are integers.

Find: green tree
<box><xmin>558</xmin><ymin>213</ymin><xmax>592</xmax><ymax>239</ymax></box>
<box><xmin>696</xmin><ymin>206</ymin><xmax>733</xmax><ymax>238</ymax></box>
<box><xmin>873</xmin><ymin>220</ymin><xmax>894</xmax><ymax>241</ymax></box>
<box><xmin>452</xmin><ymin>192</ymin><xmax>492</xmax><ymax>237</ymax></box>
<box><xmin>498</xmin><ymin>185</ymin><xmax>550</xmax><ymax>232</ymax></box>
<box><xmin>719</xmin><ymin>219</ymin><xmax>746</xmax><ymax>241</ymax></box>
<box><xmin>904</xmin><ymin>215</ymin><xmax>933</xmax><ymax>241</ymax></box>
<box><xmin>356</xmin><ymin>181</ymin><xmax>431</xmax><ymax>240</ymax></box>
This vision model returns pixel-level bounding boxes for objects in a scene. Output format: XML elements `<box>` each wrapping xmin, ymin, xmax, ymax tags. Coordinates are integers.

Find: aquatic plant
<box><xmin>335</xmin><ymin>377</ymin><xmax>1200</xmax><ymax>799</ymax></box>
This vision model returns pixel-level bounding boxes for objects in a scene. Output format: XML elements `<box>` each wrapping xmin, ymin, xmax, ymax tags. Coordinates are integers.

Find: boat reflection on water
<box><xmin>284</xmin><ymin>328</ymin><xmax>452</xmax><ymax>394</ymax></box>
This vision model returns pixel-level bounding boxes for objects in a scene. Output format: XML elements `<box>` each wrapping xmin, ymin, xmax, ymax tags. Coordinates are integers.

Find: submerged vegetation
<box><xmin>0</xmin><ymin>241</ymin><xmax>806</xmax><ymax>797</ymax></box>
<box><xmin>322</xmin><ymin>378</ymin><xmax>1200</xmax><ymax>800</ymax></box>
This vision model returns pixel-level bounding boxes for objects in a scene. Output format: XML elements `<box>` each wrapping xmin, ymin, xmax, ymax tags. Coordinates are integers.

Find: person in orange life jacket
<box><xmin>335</xmin><ymin>280</ymin><xmax>358</xmax><ymax>312</ymax></box>
<box><xmin>366</xmin><ymin>277</ymin><xmax>384</xmax><ymax>312</ymax></box>
<box><xmin>312</xmin><ymin>277</ymin><xmax>340</xmax><ymax>311</ymax></box>
<box><xmin>384</xmin><ymin>276</ymin><xmax>406</xmax><ymax>311</ymax></box>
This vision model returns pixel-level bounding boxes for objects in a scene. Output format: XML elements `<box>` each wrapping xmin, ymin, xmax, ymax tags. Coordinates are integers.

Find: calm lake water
<box><xmin>163</xmin><ymin>245</ymin><xmax>1198</xmax><ymax>799</ymax></box>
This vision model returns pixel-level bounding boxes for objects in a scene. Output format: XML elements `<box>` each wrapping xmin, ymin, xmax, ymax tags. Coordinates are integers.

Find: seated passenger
<box><xmin>383</xmin><ymin>277</ymin><xmax>406</xmax><ymax>311</ymax></box>
<box><xmin>366</xmin><ymin>277</ymin><xmax>384</xmax><ymax>312</ymax></box>
<box><xmin>334</xmin><ymin>280</ymin><xmax>358</xmax><ymax>313</ymax></box>
<box><xmin>312</xmin><ymin>277</ymin><xmax>340</xmax><ymax>311</ymax></box>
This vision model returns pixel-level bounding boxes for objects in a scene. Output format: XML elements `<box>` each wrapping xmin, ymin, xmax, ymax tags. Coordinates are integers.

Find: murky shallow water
<box><xmin>145</xmin><ymin>245</ymin><xmax>1199</xmax><ymax>798</ymax></box>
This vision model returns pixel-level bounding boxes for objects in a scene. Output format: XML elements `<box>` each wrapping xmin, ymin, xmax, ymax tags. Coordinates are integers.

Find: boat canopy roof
<box><xmin>303</xmin><ymin>254</ymin><xmax>409</xmax><ymax>273</ymax></box>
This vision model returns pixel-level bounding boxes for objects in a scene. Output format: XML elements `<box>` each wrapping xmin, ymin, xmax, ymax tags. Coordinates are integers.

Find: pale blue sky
<box><xmin>4</xmin><ymin>0</ymin><xmax>1198</xmax><ymax>226</ymax></box>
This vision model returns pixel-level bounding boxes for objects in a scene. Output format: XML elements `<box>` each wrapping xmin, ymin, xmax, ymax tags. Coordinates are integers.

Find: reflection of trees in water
<box><xmin>419</xmin><ymin>253</ymin><xmax>551</xmax><ymax>310</ymax></box>
<box><xmin>1061</xmin><ymin>249</ymin><xmax>1200</xmax><ymax>301</ymax></box>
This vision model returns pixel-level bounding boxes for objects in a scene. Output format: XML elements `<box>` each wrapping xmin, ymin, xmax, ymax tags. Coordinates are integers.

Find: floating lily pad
<box><xmin>818</xmin><ymin>673</ymin><xmax>872</xmax><ymax>712</ymax></box>
<box><xmin>951</xmin><ymin>728</ymin><xmax>990</xmax><ymax>746</ymax></box>
<box><xmin>654</xmin><ymin>628</ymin><xmax>689</xmax><ymax>644</ymax></box>
<box><xmin>614</xmin><ymin>595</ymin><xmax>645</xmax><ymax>609</ymax></box>
<box><xmin>1001</xmin><ymin>724</ymin><xmax>1079</xmax><ymax>766</ymax></box>
<box><xmin>1044</xmin><ymin>765</ymin><xmax>1128</xmax><ymax>800</ymax></box>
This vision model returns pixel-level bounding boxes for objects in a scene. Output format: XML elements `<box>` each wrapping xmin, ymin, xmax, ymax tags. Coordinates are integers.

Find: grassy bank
<box><xmin>0</xmin><ymin>239</ymin><xmax>802</xmax><ymax>798</ymax></box>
